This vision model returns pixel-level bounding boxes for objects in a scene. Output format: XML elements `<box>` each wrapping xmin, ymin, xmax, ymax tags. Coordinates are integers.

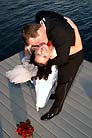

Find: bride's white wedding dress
<box><xmin>6</xmin><ymin>49</ymin><xmax>58</xmax><ymax>111</ymax></box>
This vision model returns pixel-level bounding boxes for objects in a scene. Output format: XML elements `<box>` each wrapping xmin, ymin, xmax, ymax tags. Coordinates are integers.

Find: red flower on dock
<box><xmin>16</xmin><ymin>119</ymin><xmax>34</xmax><ymax>138</ymax></box>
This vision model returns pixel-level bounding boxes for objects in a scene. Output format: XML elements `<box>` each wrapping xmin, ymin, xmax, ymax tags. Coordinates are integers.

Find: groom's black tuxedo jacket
<box><xmin>35</xmin><ymin>11</ymin><xmax>81</xmax><ymax>109</ymax></box>
<box><xmin>35</xmin><ymin>10</ymin><xmax>75</xmax><ymax>66</ymax></box>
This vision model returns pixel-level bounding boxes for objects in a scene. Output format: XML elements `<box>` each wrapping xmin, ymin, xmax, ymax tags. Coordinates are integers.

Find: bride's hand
<box><xmin>64</xmin><ymin>16</ymin><xmax>77</xmax><ymax>29</ymax></box>
<box><xmin>64</xmin><ymin>16</ymin><xmax>83</xmax><ymax>55</ymax></box>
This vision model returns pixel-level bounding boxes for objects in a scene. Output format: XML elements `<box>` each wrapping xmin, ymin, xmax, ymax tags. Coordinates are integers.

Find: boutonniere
<box><xmin>47</xmin><ymin>40</ymin><xmax>52</xmax><ymax>47</ymax></box>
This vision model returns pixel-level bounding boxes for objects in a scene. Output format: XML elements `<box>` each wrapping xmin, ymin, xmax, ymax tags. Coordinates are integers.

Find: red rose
<box><xmin>47</xmin><ymin>41</ymin><xmax>52</xmax><ymax>47</ymax></box>
<box><xmin>16</xmin><ymin>119</ymin><xmax>34</xmax><ymax>138</ymax></box>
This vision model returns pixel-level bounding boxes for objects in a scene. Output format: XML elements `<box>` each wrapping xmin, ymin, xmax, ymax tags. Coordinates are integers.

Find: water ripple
<box><xmin>0</xmin><ymin>0</ymin><xmax>92</xmax><ymax>62</ymax></box>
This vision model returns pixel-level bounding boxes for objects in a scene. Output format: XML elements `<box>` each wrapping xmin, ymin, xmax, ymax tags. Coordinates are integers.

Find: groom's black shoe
<box><xmin>41</xmin><ymin>107</ymin><xmax>60</xmax><ymax>120</ymax></box>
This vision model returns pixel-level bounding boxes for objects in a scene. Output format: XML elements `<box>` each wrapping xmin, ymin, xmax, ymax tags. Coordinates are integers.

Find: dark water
<box><xmin>0</xmin><ymin>0</ymin><xmax>92</xmax><ymax>62</ymax></box>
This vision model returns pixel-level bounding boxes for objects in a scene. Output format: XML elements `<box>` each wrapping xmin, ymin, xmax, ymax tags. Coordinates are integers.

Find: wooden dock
<box><xmin>0</xmin><ymin>53</ymin><xmax>92</xmax><ymax>138</ymax></box>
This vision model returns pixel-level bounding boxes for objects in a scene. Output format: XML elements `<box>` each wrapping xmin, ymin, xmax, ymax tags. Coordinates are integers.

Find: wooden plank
<box><xmin>3</xmin><ymin>86</ymin><xmax>90</xmax><ymax>138</ymax></box>
<box><xmin>0</xmin><ymin>62</ymin><xmax>13</xmax><ymax>71</ymax></box>
<box><xmin>0</xmin><ymin>53</ymin><xmax>92</xmax><ymax>138</ymax></box>
<box><xmin>69</xmin><ymin>90</ymin><xmax>92</xmax><ymax>110</ymax></box>
<box><xmin>0</xmin><ymin>104</ymin><xmax>55</xmax><ymax>138</ymax></box>
<box><xmin>51</xmin><ymin>115</ymin><xmax>90</xmax><ymax>138</ymax></box>
<box><xmin>64</xmin><ymin>103</ymin><xmax>92</xmax><ymax>128</ymax></box>
<box><xmin>73</xmin><ymin>73</ymin><xmax>92</xmax><ymax>100</ymax></box>
<box><xmin>66</xmin><ymin>96</ymin><xmax>92</xmax><ymax>119</ymax></box>
<box><xmin>0</xmin><ymin>127</ymin><xmax>11</xmax><ymax>138</ymax></box>
<box><xmin>60</xmin><ymin>110</ymin><xmax>92</xmax><ymax>138</ymax></box>
<box><xmin>0</xmin><ymin>96</ymin><xmax>68</xmax><ymax>138</ymax></box>
<box><xmin>0</xmin><ymin>114</ymin><xmax>18</xmax><ymax>138</ymax></box>
<box><xmin>0</xmin><ymin>90</ymin><xmax>72</xmax><ymax>138</ymax></box>
<box><xmin>83</xmin><ymin>60</ymin><xmax>92</xmax><ymax>71</ymax></box>
<box><xmin>1</xmin><ymin>76</ymin><xmax>91</xmax><ymax>137</ymax></box>
<box><xmin>70</xmin><ymin>86</ymin><xmax>91</xmax><ymax>102</ymax></box>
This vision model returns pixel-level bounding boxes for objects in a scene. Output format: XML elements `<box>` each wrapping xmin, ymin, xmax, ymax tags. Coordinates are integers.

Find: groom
<box><xmin>22</xmin><ymin>10</ymin><xmax>83</xmax><ymax>120</ymax></box>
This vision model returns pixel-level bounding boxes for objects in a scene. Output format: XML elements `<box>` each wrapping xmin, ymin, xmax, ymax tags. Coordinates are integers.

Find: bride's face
<box><xmin>34</xmin><ymin>43</ymin><xmax>51</xmax><ymax>65</ymax></box>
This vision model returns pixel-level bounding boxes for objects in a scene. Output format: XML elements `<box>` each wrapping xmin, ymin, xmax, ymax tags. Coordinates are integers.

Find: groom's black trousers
<box><xmin>50</xmin><ymin>50</ymin><xmax>83</xmax><ymax>111</ymax></box>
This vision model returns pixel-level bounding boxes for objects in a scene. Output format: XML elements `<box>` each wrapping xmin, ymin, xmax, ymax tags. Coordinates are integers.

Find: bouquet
<box><xmin>16</xmin><ymin>119</ymin><xmax>34</xmax><ymax>138</ymax></box>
